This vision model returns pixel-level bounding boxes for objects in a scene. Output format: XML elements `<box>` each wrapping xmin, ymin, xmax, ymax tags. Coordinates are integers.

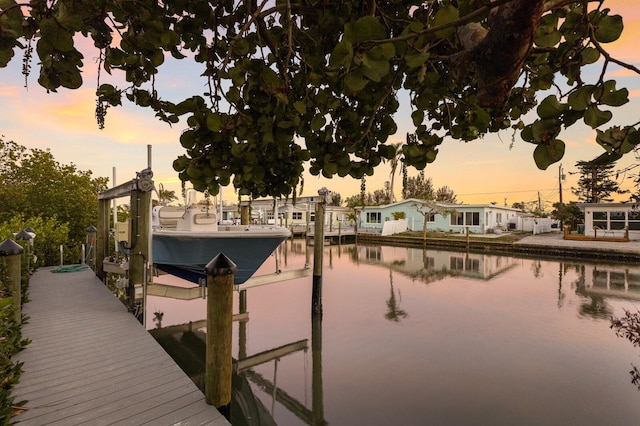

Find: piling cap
<box><xmin>205</xmin><ymin>253</ymin><xmax>238</xmax><ymax>276</ymax></box>
<box><xmin>0</xmin><ymin>239</ymin><xmax>24</xmax><ymax>256</ymax></box>
<box><xmin>15</xmin><ymin>229</ymin><xmax>33</xmax><ymax>240</ymax></box>
<box><xmin>86</xmin><ymin>225</ymin><xmax>97</xmax><ymax>232</ymax></box>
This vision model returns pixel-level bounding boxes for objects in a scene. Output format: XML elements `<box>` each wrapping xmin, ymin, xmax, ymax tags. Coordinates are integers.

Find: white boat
<box><xmin>152</xmin><ymin>204</ymin><xmax>290</xmax><ymax>284</ymax></box>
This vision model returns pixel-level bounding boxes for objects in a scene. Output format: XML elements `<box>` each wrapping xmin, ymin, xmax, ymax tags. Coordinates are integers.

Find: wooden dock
<box><xmin>11</xmin><ymin>266</ymin><xmax>229</xmax><ymax>425</ymax></box>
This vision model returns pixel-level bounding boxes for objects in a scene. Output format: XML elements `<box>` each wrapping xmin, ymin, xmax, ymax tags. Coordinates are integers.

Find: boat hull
<box><xmin>152</xmin><ymin>227</ymin><xmax>290</xmax><ymax>284</ymax></box>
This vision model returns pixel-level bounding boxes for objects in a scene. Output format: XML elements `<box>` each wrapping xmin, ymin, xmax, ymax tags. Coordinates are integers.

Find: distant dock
<box><xmin>12</xmin><ymin>267</ymin><xmax>229</xmax><ymax>425</ymax></box>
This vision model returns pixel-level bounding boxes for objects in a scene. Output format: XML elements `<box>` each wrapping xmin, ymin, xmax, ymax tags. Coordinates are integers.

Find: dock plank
<box><xmin>12</xmin><ymin>266</ymin><xmax>229</xmax><ymax>425</ymax></box>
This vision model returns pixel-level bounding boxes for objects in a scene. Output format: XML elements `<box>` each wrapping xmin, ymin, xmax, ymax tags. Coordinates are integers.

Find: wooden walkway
<box><xmin>11</xmin><ymin>266</ymin><xmax>229</xmax><ymax>426</ymax></box>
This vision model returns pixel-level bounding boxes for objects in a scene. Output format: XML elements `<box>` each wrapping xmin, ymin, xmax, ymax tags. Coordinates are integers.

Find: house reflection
<box><xmin>568</xmin><ymin>263</ymin><xmax>640</xmax><ymax>319</ymax></box>
<box><xmin>354</xmin><ymin>244</ymin><xmax>519</xmax><ymax>283</ymax></box>
<box><xmin>581</xmin><ymin>264</ymin><xmax>640</xmax><ymax>300</ymax></box>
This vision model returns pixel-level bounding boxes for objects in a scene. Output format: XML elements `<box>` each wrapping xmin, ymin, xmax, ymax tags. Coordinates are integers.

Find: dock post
<box><xmin>240</xmin><ymin>202</ymin><xmax>250</xmax><ymax>225</ymax></box>
<box><xmin>0</xmin><ymin>239</ymin><xmax>24</xmax><ymax>323</ymax></box>
<box><xmin>15</xmin><ymin>229</ymin><xmax>33</xmax><ymax>276</ymax></box>
<box><xmin>204</xmin><ymin>253</ymin><xmax>237</xmax><ymax>418</ymax></box>
<box><xmin>313</xmin><ymin>188</ymin><xmax>327</xmax><ymax>315</ymax></box>
<box><xmin>128</xmin><ymin>184</ymin><xmax>151</xmax><ymax>313</ymax></box>
<box><xmin>86</xmin><ymin>225</ymin><xmax>97</xmax><ymax>269</ymax></box>
<box><xmin>96</xmin><ymin>199</ymin><xmax>111</xmax><ymax>279</ymax></box>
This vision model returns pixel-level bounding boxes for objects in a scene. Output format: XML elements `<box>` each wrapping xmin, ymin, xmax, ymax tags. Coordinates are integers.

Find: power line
<box><xmin>457</xmin><ymin>188</ymin><xmax>556</xmax><ymax>196</ymax></box>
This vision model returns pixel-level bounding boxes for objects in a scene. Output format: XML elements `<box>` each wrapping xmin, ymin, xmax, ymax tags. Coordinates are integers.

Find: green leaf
<box><xmin>360</xmin><ymin>54</ymin><xmax>389</xmax><ymax>82</ymax></box>
<box><xmin>206</xmin><ymin>113</ymin><xmax>222</xmax><ymax>132</ymax></box>
<box><xmin>405</xmin><ymin>52</ymin><xmax>430</xmax><ymax>68</ymax></box>
<box><xmin>594</xmin><ymin>14</ymin><xmax>623</xmax><ymax>43</ymax></box>
<box><xmin>626</xmin><ymin>129</ymin><xmax>640</xmax><ymax>147</ymax></box>
<box><xmin>0</xmin><ymin>47</ymin><xmax>15</xmax><ymax>67</ymax></box>
<box><xmin>533</xmin><ymin>139</ymin><xmax>565</xmax><ymax>170</ymax></box>
<box><xmin>595</xmin><ymin>81</ymin><xmax>629</xmax><ymax>107</ymax></box>
<box><xmin>310</xmin><ymin>114</ymin><xmax>325</xmax><ymax>131</ymax></box>
<box><xmin>530</xmin><ymin>119</ymin><xmax>561</xmax><ymax>142</ymax></box>
<box><xmin>580</xmin><ymin>47</ymin><xmax>600</xmax><ymax>65</ymax></box>
<box><xmin>535</xmin><ymin>14</ymin><xmax>561</xmax><ymax>48</ymax></box>
<box><xmin>470</xmin><ymin>108</ymin><xmax>491</xmax><ymax>129</ymax></box>
<box><xmin>567</xmin><ymin>85</ymin><xmax>594</xmax><ymax>111</ymax></box>
<box><xmin>537</xmin><ymin>95</ymin><xmax>565</xmax><ymax>119</ymax></box>
<box><xmin>584</xmin><ymin>105</ymin><xmax>612</xmax><ymax>128</ymax></box>
<box><xmin>431</xmin><ymin>5</ymin><xmax>459</xmax><ymax>38</ymax></box>
<box><xmin>344</xmin><ymin>70</ymin><xmax>368</xmax><ymax>92</ymax></box>
<box><xmin>353</xmin><ymin>16</ymin><xmax>387</xmax><ymax>43</ymax></box>
<box><xmin>293</xmin><ymin>101</ymin><xmax>306</xmax><ymax>115</ymax></box>
<box><xmin>329</xmin><ymin>40</ymin><xmax>353</xmax><ymax>70</ymax></box>
<box><xmin>411</xmin><ymin>110</ymin><xmax>423</xmax><ymax>127</ymax></box>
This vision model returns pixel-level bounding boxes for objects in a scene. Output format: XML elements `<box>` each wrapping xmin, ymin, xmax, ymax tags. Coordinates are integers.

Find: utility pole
<box><xmin>538</xmin><ymin>191</ymin><xmax>542</xmax><ymax>214</ymax></box>
<box><xmin>558</xmin><ymin>164</ymin><xmax>564</xmax><ymax>205</ymax></box>
<box><xmin>591</xmin><ymin>168</ymin><xmax>598</xmax><ymax>203</ymax></box>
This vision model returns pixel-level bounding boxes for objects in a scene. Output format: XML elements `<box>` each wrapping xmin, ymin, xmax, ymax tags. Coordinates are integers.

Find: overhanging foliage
<box><xmin>1</xmin><ymin>0</ymin><xmax>638</xmax><ymax>198</ymax></box>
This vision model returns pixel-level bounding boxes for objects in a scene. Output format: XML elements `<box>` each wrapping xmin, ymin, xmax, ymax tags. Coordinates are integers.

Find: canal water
<box><xmin>146</xmin><ymin>240</ymin><xmax>640</xmax><ymax>425</ymax></box>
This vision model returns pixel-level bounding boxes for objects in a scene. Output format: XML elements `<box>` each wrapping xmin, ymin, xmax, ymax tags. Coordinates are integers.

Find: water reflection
<box><xmin>352</xmin><ymin>244</ymin><xmax>520</xmax><ymax>283</ymax></box>
<box><xmin>384</xmin><ymin>271</ymin><xmax>408</xmax><ymax>322</ymax></box>
<box><xmin>150</xmin><ymin>286</ymin><xmax>323</xmax><ymax>425</ymax></box>
<box><xmin>147</xmin><ymin>240</ymin><xmax>640</xmax><ymax>425</ymax></box>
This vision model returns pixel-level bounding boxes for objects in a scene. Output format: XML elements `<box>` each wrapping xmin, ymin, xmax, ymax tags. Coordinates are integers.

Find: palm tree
<box><xmin>387</xmin><ymin>141</ymin><xmax>404</xmax><ymax>203</ymax></box>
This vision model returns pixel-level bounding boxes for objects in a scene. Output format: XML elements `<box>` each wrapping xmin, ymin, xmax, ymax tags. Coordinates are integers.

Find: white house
<box><xmin>357</xmin><ymin>199</ymin><xmax>521</xmax><ymax>234</ymax></box>
<box><xmin>579</xmin><ymin>203</ymin><xmax>640</xmax><ymax>239</ymax></box>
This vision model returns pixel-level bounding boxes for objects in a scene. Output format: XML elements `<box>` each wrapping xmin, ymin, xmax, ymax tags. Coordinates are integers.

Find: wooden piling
<box><xmin>0</xmin><ymin>239</ymin><xmax>23</xmax><ymax>323</ymax></box>
<box><xmin>312</xmin><ymin>194</ymin><xmax>326</xmax><ymax>315</ymax></box>
<box><xmin>240</xmin><ymin>203</ymin><xmax>250</xmax><ymax>225</ymax></box>
<box><xmin>128</xmin><ymin>187</ymin><xmax>151</xmax><ymax>309</ymax></box>
<box><xmin>86</xmin><ymin>225</ymin><xmax>97</xmax><ymax>269</ymax></box>
<box><xmin>15</xmin><ymin>229</ymin><xmax>33</xmax><ymax>276</ymax></box>
<box><xmin>96</xmin><ymin>199</ymin><xmax>111</xmax><ymax>278</ymax></box>
<box><xmin>466</xmin><ymin>227</ymin><xmax>470</xmax><ymax>249</ymax></box>
<box><xmin>204</xmin><ymin>253</ymin><xmax>237</xmax><ymax>417</ymax></box>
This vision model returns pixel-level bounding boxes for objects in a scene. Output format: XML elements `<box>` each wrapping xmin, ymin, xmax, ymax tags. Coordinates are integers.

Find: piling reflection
<box><xmin>150</xmin><ymin>286</ymin><xmax>324</xmax><ymax>425</ymax></box>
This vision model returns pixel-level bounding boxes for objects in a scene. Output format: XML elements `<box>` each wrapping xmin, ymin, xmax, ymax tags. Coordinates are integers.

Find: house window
<box><xmin>629</xmin><ymin>210</ymin><xmax>640</xmax><ymax>230</ymax></box>
<box><xmin>424</xmin><ymin>257</ymin><xmax>435</xmax><ymax>268</ymax></box>
<box><xmin>609</xmin><ymin>211</ymin><xmax>626</xmax><ymax>230</ymax></box>
<box><xmin>450</xmin><ymin>256</ymin><xmax>465</xmax><ymax>270</ymax></box>
<box><xmin>465</xmin><ymin>212</ymin><xmax>480</xmax><ymax>226</ymax></box>
<box><xmin>427</xmin><ymin>212</ymin><xmax>435</xmax><ymax>222</ymax></box>
<box><xmin>451</xmin><ymin>211</ymin><xmax>479</xmax><ymax>226</ymax></box>
<box><xmin>450</xmin><ymin>212</ymin><xmax>464</xmax><ymax>226</ymax></box>
<box><xmin>366</xmin><ymin>212</ymin><xmax>382</xmax><ymax>223</ymax></box>
<box><xmin>292</xmin><ymin>212</ymin><xmax>303</xmax><ymax>220</ymax></box>
<box><xmin>365</xmin><ymin>246</ymin><xmax>381</xmax><ymax>260</ymax></box>
<box><xmin>310</xmin><ymin>212</ymin><xmax>315</xmax><ymax>222</ymax></box>
<box><xmin>465</xmin><ymin>258</ymin><xmax>480</xmax><ymax>272</ymax></box>
<box><xmin>496</xmin><ymin>213</ymin><xmax>503</xmax><ymax>224</ymax></box>
<box><xmin>593</xmin><ymin>211</ymin><xmax>607</xmax><ymax>230</ymax></box>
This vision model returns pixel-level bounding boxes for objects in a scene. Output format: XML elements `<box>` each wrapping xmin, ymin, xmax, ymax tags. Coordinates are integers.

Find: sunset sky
<box><xmin>1</xmin><ymin>2</ymin><xmax>639</xmax><ymax>210</ymax></box>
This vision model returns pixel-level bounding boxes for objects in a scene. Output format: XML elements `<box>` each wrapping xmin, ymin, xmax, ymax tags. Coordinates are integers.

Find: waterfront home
<box><xmin>579</xmin><ymin>202</ymin><xmax>640</xmax><ymax>239</ymax></box>
<box><xmin>357</xmin><ymin>199</ymin><xmax>521</xmax><ymax>234</ymax></box>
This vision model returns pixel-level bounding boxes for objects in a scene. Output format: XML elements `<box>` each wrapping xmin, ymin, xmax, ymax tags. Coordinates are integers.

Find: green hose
<box><xmin>51</xmin><ymin>264</ymin><xmax>89</xmax><ymax>273</ymax></box>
